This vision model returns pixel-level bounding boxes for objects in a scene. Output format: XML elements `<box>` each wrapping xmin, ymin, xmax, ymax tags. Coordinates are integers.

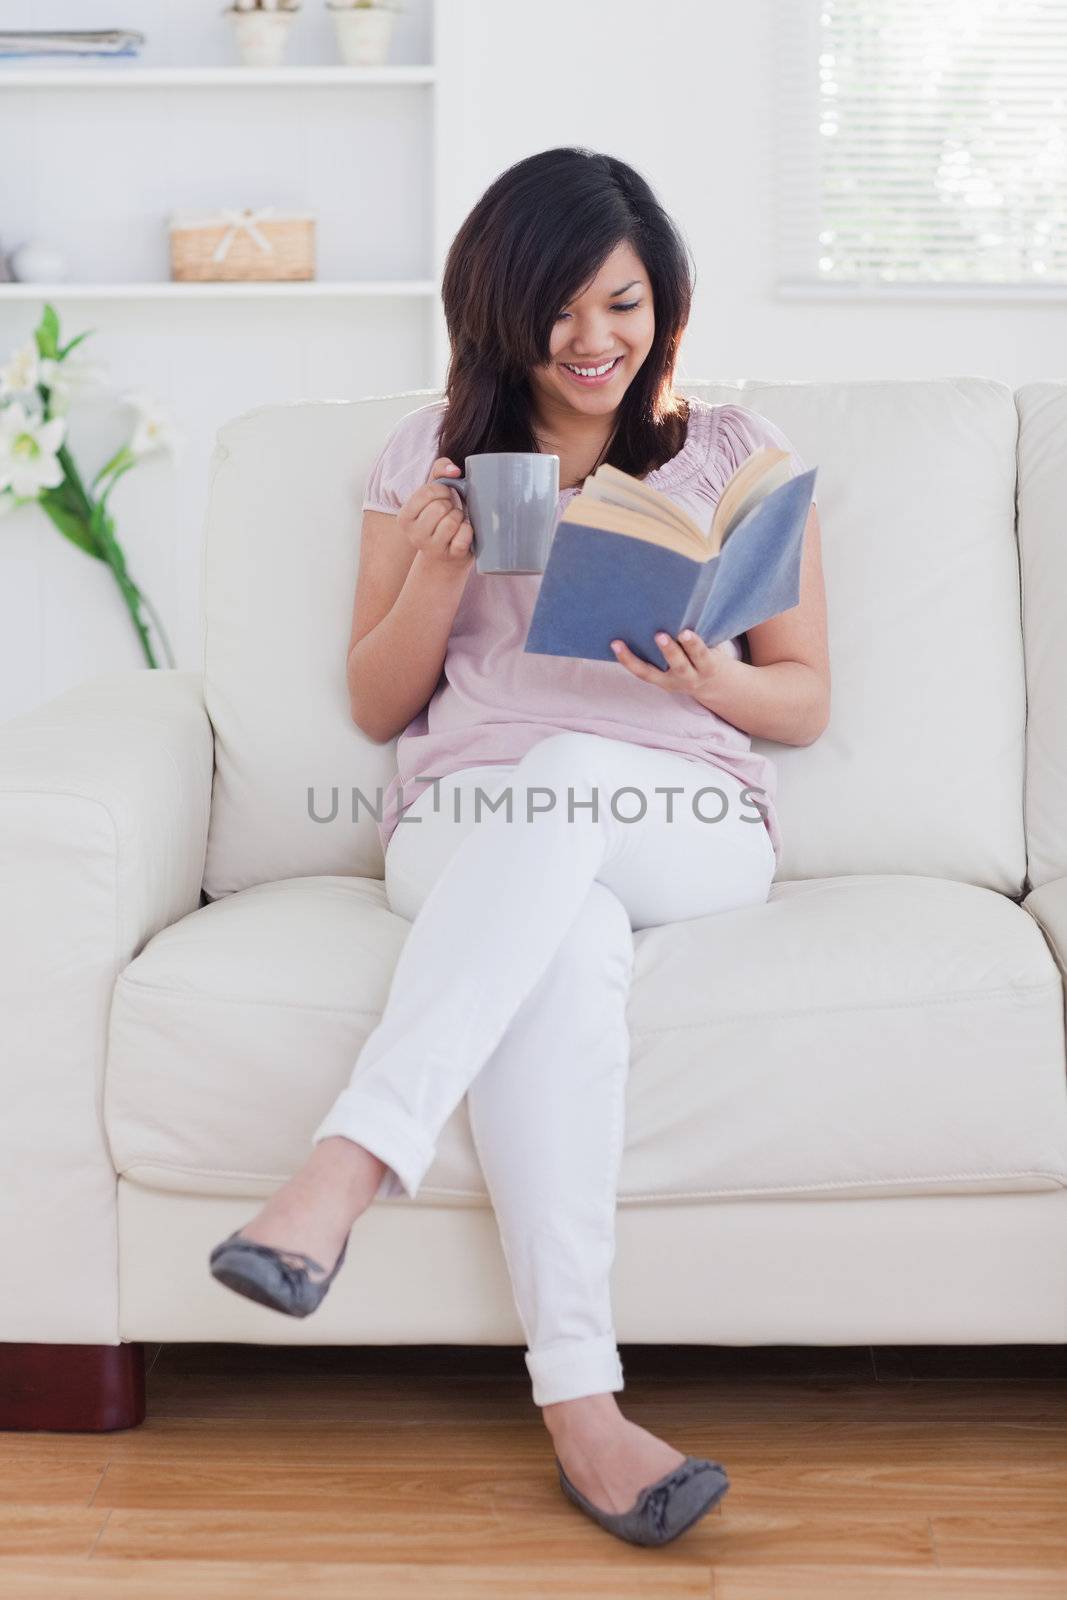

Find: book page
<box><xmin>558</xmin><ymin>497</ymin><xmax>707</xmax><ymax>562</ymax></box>
<box><xmin>721</xmin><ymin>458</ymin><xmax>793</xmax><ymax>533</ymax></box>
<box><xmin>556</xmin><ymin>446</ymin><xmax>803</xmax><ymax>561</ymax></box>
<box><xmin>710</xmin><ymin>448</ymin><xmax>791</xmax><ymax>552</ymax></box>
<box><xmin>583</xmin><ymin>464</ymin><xmax>706</xmax><ymax>545</ymax></box>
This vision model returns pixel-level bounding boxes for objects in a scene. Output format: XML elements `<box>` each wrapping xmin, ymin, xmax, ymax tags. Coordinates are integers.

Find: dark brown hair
<box><xmin>437</xmin><ymin>147</ymin><xmax>695</xmax><ymax>484</ymax></box>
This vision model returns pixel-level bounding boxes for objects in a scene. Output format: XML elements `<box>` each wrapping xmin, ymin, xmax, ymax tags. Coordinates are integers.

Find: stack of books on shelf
<box><xmin>0</xmin><ymin>30</ymin><xmax>145</xmax><ymax>62</ymax></box>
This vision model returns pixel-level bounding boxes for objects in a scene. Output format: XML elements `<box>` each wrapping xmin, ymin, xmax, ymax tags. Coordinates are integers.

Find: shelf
<box><xmin>0</xmin><ymin>65</ymin><xmax>436</xmax><ymax>89</ymax></box>
<box><xmin>0</xmin><ymin>280</ymin><xmax>438</xmax><ymax>300</ymax></box>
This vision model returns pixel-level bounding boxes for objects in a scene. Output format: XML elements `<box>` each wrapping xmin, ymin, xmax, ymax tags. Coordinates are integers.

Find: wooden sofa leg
<box><xmin>0</xmin><ymin>1342</ymin><xmax>145</xmax><ymax>1431</ymax></box>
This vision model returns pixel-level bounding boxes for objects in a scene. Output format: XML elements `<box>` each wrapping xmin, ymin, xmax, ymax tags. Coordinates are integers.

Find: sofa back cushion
<box><xmin>1017</xmin><ymin>383</ymin><xmax>1067</xmax><ymax>893</ymax></box>
<box><xmin>202</xmin><ymin>379</ymin><xmax>1027</xmax><ymax>899</ymax></box>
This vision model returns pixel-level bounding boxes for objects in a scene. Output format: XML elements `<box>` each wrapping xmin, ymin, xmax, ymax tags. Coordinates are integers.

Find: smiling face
<box><xmin>529</xmin><ymin>239</ymin><xmax>655</xmax><ymax>431</ymax></box>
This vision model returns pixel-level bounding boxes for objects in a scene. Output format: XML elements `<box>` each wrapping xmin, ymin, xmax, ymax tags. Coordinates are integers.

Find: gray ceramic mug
<box><xmin>433</xmin><ymin>452</ymin><xmax>560</xmax><ymax>574</ymax></box>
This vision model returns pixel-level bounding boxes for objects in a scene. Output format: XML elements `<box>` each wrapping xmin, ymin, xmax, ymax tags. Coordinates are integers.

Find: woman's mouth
<box><xmin>559</xmin><ymin>354</ymin><xmax>624</xmax><ymax>387</ymax></box>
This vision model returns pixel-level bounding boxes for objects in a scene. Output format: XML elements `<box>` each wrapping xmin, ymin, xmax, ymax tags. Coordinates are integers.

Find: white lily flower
<box><xmin>120</xmin><ymin>390</ymin><xmax>183</xmax><ymax>462</ymax></box>
<box><xmin>0</xmin><ymin>402</ymin><xmax>67</xmax><ymax>497</ymax></box>
<box><xmin>0</xmin><ymin>340</ymin><xmax>41</xmax><ymax>398</ymax></box>
<box><xmin>38</xmin><ymin>354</ymin><xmax>110</xmax><ymax>415</ymax></box>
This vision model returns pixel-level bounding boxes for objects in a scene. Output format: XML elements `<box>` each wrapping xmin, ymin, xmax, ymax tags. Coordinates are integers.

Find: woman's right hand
<box><xmin>398</xmin><ymin>457</ymin><xmax>475</xmax><ymax>568</ymax></box>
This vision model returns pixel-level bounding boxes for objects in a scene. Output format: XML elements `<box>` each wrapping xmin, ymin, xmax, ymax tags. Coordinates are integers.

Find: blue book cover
<box><xmin>523</xmin><ymin>463</ymin><xmax>817</xmax><ymax>666</ymax></box>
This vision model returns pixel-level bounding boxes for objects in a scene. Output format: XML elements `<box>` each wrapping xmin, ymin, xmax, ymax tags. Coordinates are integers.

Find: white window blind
<box><xmin>775</xmin><ymin>0</ymin><xmax>1067</xmax><ymax>295</ymax></box>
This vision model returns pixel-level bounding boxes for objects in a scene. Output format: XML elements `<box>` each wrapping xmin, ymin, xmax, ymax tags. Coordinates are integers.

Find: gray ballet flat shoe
<box><xmin>555</xmin><ymin>1452</ymin><xmax>730</xmax><ymax>1547</ymax></box>
<box><xmin>208</xmin><ymin>1228</ymin><xmax>348</xmax><ymax>1318</ymax></box>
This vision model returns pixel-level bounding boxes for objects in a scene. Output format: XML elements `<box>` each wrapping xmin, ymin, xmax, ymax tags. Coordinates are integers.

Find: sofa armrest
<box><xmin>1023</xmin><ymin>877</ymin><xmax>1067</xmax><ymax>992</ymax></box>
<box><xmin>0</xmin><ymin>670</ymin><xmax>213</xmax><ymax>1343</ymax></box>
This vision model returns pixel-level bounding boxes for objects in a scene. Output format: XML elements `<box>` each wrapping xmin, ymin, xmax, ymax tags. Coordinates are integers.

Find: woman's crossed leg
<box><xmin>231</xmin><ymin>731</ymin><xmax>776</xmax><ymax>1510</ymax></box>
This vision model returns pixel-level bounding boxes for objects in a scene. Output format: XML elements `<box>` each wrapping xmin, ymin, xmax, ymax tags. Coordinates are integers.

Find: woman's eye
<box><xmin>555</xmin><ymin>301</ymin><xmax>640</xmax><ymax>322</ymax></box>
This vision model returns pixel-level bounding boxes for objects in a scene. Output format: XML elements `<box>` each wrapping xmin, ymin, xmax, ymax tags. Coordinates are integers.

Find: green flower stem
<box><xmin>110</xmin><ymin>567</ymin><xmax>159</xmax><ymax>669</ymax></box>
<box><xmin>100</xmin><ymin>539</ymin><xmax>157</xmax><ymax>667</ymax></box>
<box><xmin>93</xmin><ymin>445</ymin><xmax>134</xmax><ymax>488</ymax></box>
<box><xmin>136</xmin><ymin>585</ymin><xmax>177</xmax><ymax>669</ymax></box>
<box><xmin>93</xmin><ymin>508</ymin><xmax>162</xmax><ymax>669</ymax></box>
<box><xmin>120</xmin><ymin>585</ymin><xmax>159</xmax><ymax>669</ymax></box>
<box><xmin>95</xmin><ymin>470</ymin><xmax>176</xmax><ymax>666</ymax></box>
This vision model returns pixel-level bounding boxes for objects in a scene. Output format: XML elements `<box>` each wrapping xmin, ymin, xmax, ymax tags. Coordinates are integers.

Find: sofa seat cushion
<box><xmin>105</xmin><ymin>873</ymin><xmax>1067</xmax><ymax>1205</ymax></box>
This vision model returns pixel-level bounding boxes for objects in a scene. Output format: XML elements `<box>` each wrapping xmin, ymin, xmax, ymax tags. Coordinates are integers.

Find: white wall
<box><xmin>447</xmin><ymin>0</ymin><xmax>1067</xmax><ymax>387</ymax></box>
<box><xmin>2</xmin><ymin>0</ymin><xmax>1062</xmax><ymax>720</ymax></box>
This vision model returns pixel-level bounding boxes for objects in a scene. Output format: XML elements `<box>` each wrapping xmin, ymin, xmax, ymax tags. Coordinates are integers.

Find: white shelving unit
<box><xmin>0</xmin><ymin>27</ymin><xmax>446</xmax><ymax>353</ymax></box>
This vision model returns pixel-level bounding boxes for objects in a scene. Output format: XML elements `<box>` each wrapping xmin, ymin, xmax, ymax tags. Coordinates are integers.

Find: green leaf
<box><xmin>48</xmin><ymin>480</ymin><xmax>90</xmax><ymax>521</ymax></box>
<box><xmin>44</xmin><ymin>477</ymin><xmax>85</xmax><ymax>525</ymax></box>
<box><xmin>34</xmin><ymin>303</ymin><xmax>60</xmax><ymax>361</ymax></box>
<box><xmin>58</xmin><ymin>328</ymin><xmax>94</xmax><ymax>360</ymax></box>
<box><xmin>38</xmin><ymin>494</ymin><xmax>104</xmax><ymax>559</ymax></box>
<box><xmin>55</xmin><ymin>443</ymin><xmax>94</xmax><ymax>520</ymax></box>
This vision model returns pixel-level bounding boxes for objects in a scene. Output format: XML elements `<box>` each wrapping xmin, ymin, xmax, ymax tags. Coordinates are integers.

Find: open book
<box><xmin>522</xmin><ymin>446</ymin><xmax>817</xmax><ymax>665</ymax></box>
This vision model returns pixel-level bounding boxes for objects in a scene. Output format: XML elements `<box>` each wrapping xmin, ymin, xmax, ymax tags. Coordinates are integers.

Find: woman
<box><xmin>209</xmin><ymin>146</ymin><xmax>830</xmax><ymax>1547</ymax></box>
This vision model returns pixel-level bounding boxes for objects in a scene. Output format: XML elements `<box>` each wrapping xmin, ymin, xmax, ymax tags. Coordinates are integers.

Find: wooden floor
<box><xmin>2</xmin><ymin>1340</ymin><xmax>1066</xmax><ymax>1598</ymax></box>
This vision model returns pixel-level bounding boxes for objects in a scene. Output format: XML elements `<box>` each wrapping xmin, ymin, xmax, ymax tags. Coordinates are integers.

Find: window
<box><xmin>775</xmin><ymin>0</ymin><xmax>1067</xmax><ymax>296</ymax></box>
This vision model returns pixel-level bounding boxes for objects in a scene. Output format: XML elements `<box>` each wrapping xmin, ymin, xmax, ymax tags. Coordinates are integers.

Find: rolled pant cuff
<box><xmin>526</xmin><ymin>1335</ymin><xmax>625</xmax><ymax>1406</ymax></box>
<box><xmin>311</xmin><ymin>1089</ymin><xmax>436</xmax><ymax>1201</ymax></box>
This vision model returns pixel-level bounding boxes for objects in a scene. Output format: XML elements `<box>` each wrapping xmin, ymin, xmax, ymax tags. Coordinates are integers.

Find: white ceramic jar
<box><xmin>228</xmin><ymin>7</ymin><xmax>297</xmax><ymax>68</ymax></box>
<box><xmin>328</xmin><ymin>4</ymin><xmax>396</xmax><ymax>67</ymax></box>
<box><xmin>9</xmin><ymin>240</ymin><xmax>69</xmax><ymax>283</ymax></box>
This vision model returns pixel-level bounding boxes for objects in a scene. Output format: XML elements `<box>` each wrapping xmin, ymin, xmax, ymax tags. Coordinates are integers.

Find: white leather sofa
<box><xmin>3</xmin><ymin>379</ymin><xmax>1066</xmax><ymax>1430</ymax></box>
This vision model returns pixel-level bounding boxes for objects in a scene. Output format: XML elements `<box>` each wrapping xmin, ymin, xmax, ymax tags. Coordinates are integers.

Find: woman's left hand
<box><xmin>610</xmin><ymin>630</ymin><xmax>724</xmax><ymax>698</ymax></box>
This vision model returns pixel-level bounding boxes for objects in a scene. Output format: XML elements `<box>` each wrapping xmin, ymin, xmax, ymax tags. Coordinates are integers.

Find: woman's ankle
<box><xmin>241</xmin><ymin>1138</ymin><xmax>382</xmax><ymax>1258</ymax></box>
<box><xmin>542</xmin><ymin>1390</ymin><xmax>623</xmax><ymax>1443</ymax></box>
<box><xmin>308</xmin><ymin>1135</ymin><xmax>386</xmax><ymax>1202</ymax></box>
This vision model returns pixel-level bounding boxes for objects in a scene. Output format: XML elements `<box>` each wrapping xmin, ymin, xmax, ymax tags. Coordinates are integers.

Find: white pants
<box><xmin>312</xmin><ymin>731</ymin><xmax>777</xmax><ymax>1406</ymax></box>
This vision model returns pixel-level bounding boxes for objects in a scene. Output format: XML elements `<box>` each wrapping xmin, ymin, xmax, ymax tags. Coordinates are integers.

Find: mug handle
<box><xmin>432</xmin><ymin>473</ymin><xmax>467</xmax><ymax>496</ymax></box>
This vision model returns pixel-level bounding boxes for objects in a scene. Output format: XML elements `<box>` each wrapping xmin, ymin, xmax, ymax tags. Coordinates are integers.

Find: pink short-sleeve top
<box><xmin>361</xmin><ymin>394</ymin><xmax>816</xmax><ymax>866</ymax></box>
